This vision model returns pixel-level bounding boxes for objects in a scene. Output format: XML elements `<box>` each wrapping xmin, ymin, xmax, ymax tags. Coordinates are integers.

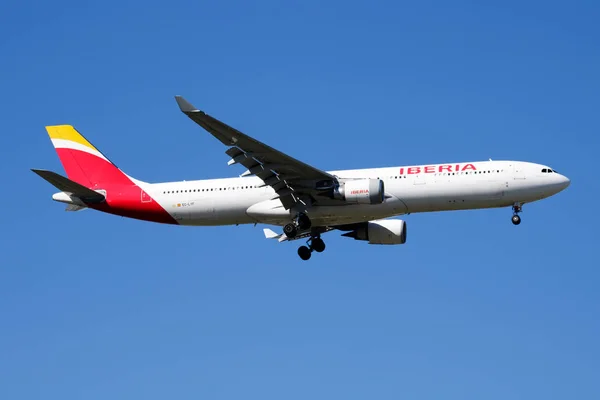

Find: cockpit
<box><xmin>541</xmin><ymin>168</ymin><xmax>557</xmax><ymax>173</ymax></box>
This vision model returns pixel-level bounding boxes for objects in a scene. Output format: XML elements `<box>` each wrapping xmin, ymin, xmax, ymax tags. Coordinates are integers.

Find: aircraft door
<box><xmin>513</xmin><ymin>163</ymin><xmax>526</xmax><ymax>180</ymax></box>
<box><xmin>141</xmin><ymin>189</ymin><xmax>152</xmax><ymax>203</ymax></box>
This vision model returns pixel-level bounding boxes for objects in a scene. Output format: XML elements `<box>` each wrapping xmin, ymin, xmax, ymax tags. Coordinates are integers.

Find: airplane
<box><xmin>33</xmin><ymin>96</ymin><xmax>570</xmax><ymax>260</ymax></box>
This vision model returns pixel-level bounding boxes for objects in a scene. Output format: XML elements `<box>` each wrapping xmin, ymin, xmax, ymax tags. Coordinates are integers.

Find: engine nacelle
<box><xmin>334</xmin><ymin>179</ymin><xmax>385</xmax><ymax>204</ymax></box>
<box><xmin>343</xmin><ymin>219</ymin><xmax>407</xmax><ymax>245</ymax></box>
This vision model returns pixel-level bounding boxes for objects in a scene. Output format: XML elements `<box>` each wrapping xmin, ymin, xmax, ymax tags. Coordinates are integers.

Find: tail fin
<box><xmin>46</xmin><ymin>125</ymin><xmax>132</xmax><ymax>188</ymax></box>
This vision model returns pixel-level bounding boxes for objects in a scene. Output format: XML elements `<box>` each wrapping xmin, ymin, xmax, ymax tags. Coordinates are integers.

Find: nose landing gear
<box><xmin>512</xmin><ymin>203</ymin><xmax>522</xmax><ymax>225</ymax></box>
<box><xmin>297</xmin><ymin>234</ymin><xmax>326</xmax><ymax>261</ymax></box>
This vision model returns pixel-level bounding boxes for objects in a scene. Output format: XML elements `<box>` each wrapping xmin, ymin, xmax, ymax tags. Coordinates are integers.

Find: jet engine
<box><xmin>342</xmin><ymin>219</ymin><xmax>407</xmax><ymax>245</ymax></box>
<box><xmin>333</xmin><ymin>179</ymin><xmax>385</xmax><ymax>204</ymax></box>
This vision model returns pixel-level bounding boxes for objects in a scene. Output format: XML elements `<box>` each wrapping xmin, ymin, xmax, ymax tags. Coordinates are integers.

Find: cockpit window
<box><xmin>542</xmin><ymin>168</ymin><xmax>548</xmax><ymax>173</ymax></box>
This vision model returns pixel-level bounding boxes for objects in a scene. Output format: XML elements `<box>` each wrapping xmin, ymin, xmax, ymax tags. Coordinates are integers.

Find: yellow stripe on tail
<box><xmin>46</xmin><ymin>125</ymin><xmax>98</xmax><ymax>151</ymax></box>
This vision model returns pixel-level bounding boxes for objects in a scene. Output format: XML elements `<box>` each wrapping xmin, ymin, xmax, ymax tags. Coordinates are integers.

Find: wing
<box><xmin>175</xmin><ymin>96</ymin><xmax>336</xmax><ymax>209</ymax></box>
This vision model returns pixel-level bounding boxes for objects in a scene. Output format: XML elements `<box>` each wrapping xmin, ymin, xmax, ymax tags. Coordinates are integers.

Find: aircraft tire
<box><xmin>284</xmin><ymin>223</ymin><xmax>298</xmax><ymax>238</ymax></box>
<box><xmin>311</xmin><ymin>238</ymin><xmax>326</xmax><ymax>253</ymax></box>
<box><xmin>511</xmin><ymin>215</ymin><xmax>521</xmax><ymax>225</ymax></box>
<box><xmin>298</xmin><ymin>246</ymin><xmax>312</xmax><ymax>260</ymax></box>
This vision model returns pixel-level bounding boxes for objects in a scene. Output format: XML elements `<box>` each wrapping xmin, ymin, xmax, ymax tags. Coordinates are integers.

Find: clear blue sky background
<box><xmin>1</xmin><ymin>1</ymin><xmax>599</xmax><ymax>399</ymax></box>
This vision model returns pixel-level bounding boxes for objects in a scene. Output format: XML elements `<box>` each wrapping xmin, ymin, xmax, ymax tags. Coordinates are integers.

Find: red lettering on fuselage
<box><xmin>399</xmin><ymin>164</ymin><xmax>478</xmax><ymax>175</ymax></box>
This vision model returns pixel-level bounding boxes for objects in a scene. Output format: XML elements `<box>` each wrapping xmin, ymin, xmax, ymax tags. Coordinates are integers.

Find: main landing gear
<box><xmin>283</xmin><ymin>213</ymin><xmax>312</xmax><ymax>239</ymax></box>
<box><xmin>297</xmin><ymin>235</ymin><xmax>326</xmax><ymax>261</ymax></box>
<box><xmin>281</xmin><ymin>213</ymin><xmax>325</xmax><ymax>261</ymax></box>
<box><xmin>512</xmin><ymin>202</ymin><xmax>522</xmax><ymax>225</ymax></box>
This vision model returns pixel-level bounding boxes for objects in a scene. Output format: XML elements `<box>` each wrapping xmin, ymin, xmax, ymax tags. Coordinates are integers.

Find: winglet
<box><xmin>174</xmin><ymin>96</ymin><xmax>200</xmax><ymax>113</ymax></box>
<box><xmin>263</xmin><ymin>228</ymin><xmax>282</xmax><ymax>239</ymax></box>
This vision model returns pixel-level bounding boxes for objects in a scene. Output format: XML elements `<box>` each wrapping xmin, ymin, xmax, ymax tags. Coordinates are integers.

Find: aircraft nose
<box><xmin>559</xmin><ymin>174</ymin><xmax>570</xmax><ymax>190</ymax></box>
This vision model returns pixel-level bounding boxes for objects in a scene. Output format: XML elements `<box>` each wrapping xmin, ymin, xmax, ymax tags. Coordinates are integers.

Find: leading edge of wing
<box><xmin>173</xmin><ymin>95</ymin><xmax>336</xmax><ymax>182</ymax></box>
<box><xmin>174</xmin><ymin>95</ymin><xmax>263</xmax><ymax>149</ymax></box>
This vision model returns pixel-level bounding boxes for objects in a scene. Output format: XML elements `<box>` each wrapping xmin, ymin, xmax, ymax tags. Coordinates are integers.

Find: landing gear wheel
<box><xmin>311</xmin><ymin>238</ymin><xmax>326</xmax><ymax>253</ymax></box>
<box><xmin>297</xmin><ymin>213</ymin><xmax>312</xmax><ymax>230</ymax></box>
<box><xmin>298</xmin><ymin>246</ymin><xmax>312</xmax><ymax>260</ymax></box>
<box><xmin>511</xmin><ymin>202</ymin><xmax>523</xmax><ymax>226</ymax></box>
<box><xmin>284</xmin><ymin>223</ymin><xmax>298</xmax><ymax>238</ymax></box>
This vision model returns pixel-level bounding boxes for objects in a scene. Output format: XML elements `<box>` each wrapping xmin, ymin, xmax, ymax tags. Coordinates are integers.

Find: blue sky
<box><xmin>1</xmin><ymin>0</ymin><xmax>599</xmax><ymax>398</ymax></box>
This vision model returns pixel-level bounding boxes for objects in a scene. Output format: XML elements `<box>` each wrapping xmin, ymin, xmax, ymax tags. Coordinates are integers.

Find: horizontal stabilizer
<box><xmin>31</xmin><ymin>169</ymin><xmax>105</xmax><ymax>203</ymax></box>
<box><xmin>65</xmin><ymin>204</ymin><xmax>87</xmax><ymax>212</ymax></box>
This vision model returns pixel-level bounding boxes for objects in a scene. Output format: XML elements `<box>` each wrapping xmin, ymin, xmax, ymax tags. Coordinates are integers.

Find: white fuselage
<box><xmin>143</xmin><ymin>160</ymin><xmax>570</xmax><ymax>227</ymax></box>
